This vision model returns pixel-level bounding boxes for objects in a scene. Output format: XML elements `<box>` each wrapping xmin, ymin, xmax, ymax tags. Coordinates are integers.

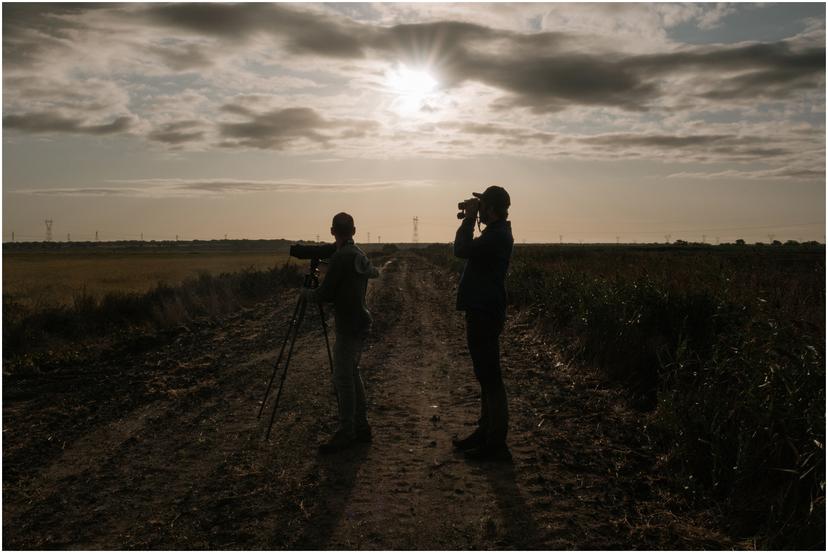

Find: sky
<box><xmin>2</xmin><ymin>2</ymin><xmax>825</xmax><ymax>244</ymax></box>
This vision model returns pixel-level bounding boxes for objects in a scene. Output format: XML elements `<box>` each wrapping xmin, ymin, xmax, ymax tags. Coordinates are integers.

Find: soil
<box><xmin>3</xmin><ymin>252</ymin><xmax>738</xmax><ymax>549</ymax></box>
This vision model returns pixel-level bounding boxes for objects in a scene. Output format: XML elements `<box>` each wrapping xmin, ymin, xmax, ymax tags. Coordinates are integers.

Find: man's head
<box><xmin>473</xmin><ymin>185</ymin><xmax>510</xmax><ymax>224</ymax></box>
<box><xmin>330</xmin><ymin>212</ymin><xmax>356</xmax><ymax>241</ymax></box>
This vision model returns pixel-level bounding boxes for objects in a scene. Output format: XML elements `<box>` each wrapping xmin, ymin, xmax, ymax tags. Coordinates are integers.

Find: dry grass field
<box><xmin>4</xmin><ymin>251</ymin><xmax>291</xmax><ymax>308</ymax></box>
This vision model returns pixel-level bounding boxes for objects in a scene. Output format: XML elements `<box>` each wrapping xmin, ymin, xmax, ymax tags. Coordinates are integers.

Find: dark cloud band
<box><xmin>3</xmin><ymin>112</ymin><xmax>134</xmax><ymax>134</ymax></box>
<box><xmin>217</xmin><ymin>105</ymin><xmax>378</xmax><ymax>150</ymax></box>
<box><xmin>13</xmin><ymin>178</ymin><xmax>434</xmax><ymax>198</ymax></box>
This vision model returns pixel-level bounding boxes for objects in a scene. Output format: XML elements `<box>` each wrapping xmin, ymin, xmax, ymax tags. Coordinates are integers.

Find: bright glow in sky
<box><xmin>2</xmin><ymin>3</ymin><xmax>825</xmax><ymax>243</ymax></box>
<box><xmin>386</xmin><ymin>65</ymin><xmax>439</xmax><ymax>115</ymax></box>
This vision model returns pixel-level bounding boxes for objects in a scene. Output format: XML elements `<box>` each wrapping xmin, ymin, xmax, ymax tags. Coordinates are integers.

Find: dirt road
<box><xmin>3</xmin><ymin>252</ymin><xmax>735</xmax><ymax>549</ymax></box>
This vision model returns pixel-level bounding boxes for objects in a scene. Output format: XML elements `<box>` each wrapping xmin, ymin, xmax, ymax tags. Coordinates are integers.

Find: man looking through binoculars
<box><xmin>452</xmin><ymin>186</ymin><xmax>514</xmax><ymax>462</ymax></box>
<box><xmin>302</xmin><ymin>212</ymin><xmax>380</xmax><ymax>454</ymax></box>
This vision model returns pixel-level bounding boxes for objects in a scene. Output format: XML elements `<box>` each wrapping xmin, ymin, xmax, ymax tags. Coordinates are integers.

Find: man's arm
<box><xmin>355</xmin><ymin>252</ymin><xmax>380</xmax><ymax>279</ymax></box>
<box><xmin>454</xmin><ymin>218</ymin><xmax>503</xmax><ymax>259</ymax></box>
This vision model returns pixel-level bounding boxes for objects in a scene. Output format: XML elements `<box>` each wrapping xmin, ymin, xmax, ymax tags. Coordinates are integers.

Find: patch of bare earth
<box><xmin>3</xmin><ymin>252</ymin><xmax>737</xmax><ymax>549</ymax></box>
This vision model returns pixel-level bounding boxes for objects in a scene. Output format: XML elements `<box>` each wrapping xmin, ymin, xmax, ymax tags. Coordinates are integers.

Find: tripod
<box><xmin>258</xmin><ymin>258</ymin><xmax>337</xmax><ymax>440</ymax></box>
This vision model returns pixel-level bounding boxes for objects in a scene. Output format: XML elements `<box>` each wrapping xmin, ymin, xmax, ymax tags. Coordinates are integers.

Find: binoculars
<box><xmin>457</xmin><ymin>199</ymin><xmax>478</xmax><ymax>219</ymax></box>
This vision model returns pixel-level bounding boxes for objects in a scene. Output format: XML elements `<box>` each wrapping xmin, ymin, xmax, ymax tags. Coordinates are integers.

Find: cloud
<box><xmin>424</xmin><ymin>119</ymin><xmax>818</xmax><ymax>166</ymax></box>
<box><xmin>147</xmin><ymin>120</ymin><xmax>207</xmax><ymax>145</ymax></box>
<box><xmin>695</xmin><ymin>3</ymin><xmax>738</xmax><ymax>30</ymax></box>
<box><xmin>667</xmin><ymin>166</ymin><xmax>825</xmax><ymax>181</ymax></box>
<box><xmin>217</xmin><ymin>105</ymin><xmax>379</xmax><ymax>150</ymax></box>
<box><xmin>3</xmin><ymin>112</ymin><xmax>134</xmax><ymax>135</ymax></box>
<box><xmin>132</xmin><ymin>4</ymin><xmax>826</xmax><ymax>112</ymax></box>
<box><xmin>439</xmin><ymin>121</ymin><xmax>558</xmax><ymax>145</ymax></box>
<box><xmin>147</xmin><ymin>42</ymin><xmax>214</xmax><ymax>71</ymax></box>
<box><xmin>143</xmin><ymin>3</ymin><xmax>366</xmax><ymax>58</ymax></box>
<box><xmin>13</xmin><ymin>178</ymin><xmax>434</xmax><ymax>198</ymax></box>
<box><xmin>0</xmin><ymin>2</ymin><xmax>823</xmax><ymax>178</ymax></box>
<box><xmin>629</xmin><ymin>41</ymin><xmax>825</xmax><ymax>101</ymax></box>
<box><xmin>5</xmin><ymin>4</ymin><xmax>824</xmax><ymax>118</ymax></box>
<box><xmin>575</xmin><ymin>131</ymin><xmax>797</xmax><ymax>163</ymax></box>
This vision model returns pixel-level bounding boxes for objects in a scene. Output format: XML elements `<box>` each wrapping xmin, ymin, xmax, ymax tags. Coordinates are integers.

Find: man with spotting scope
<box><xmin>302</xmin><ymin>212</ymin><xmax>379</xmax><ymax>454</ymax></box>
<box><xmin>452</xmin><ymin>186</ymin><xmax>514</xmax><ymax>462</ymax></box>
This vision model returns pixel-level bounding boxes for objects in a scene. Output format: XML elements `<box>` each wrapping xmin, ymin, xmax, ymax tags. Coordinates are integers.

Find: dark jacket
<box><xmin>454</xmin><ymin>218</ymin><xmax>514</xmax><ymax>319</ymax></box>
<box><xmin>310</xmin><ymin>240</ymin><xmax>379</xmax><ymax>336</ymax></box>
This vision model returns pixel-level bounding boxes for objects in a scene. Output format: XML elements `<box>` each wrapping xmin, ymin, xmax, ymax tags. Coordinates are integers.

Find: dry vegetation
<box><xmin>3</xmin><ymin>246</ymin><xmax>299</xmax><ymax>369</ymax></box>
<box><xmin>4</xmin><ymin>251</ymin><xmax>290</xmax><ymax>308</ymax></box>
<box><xmin>418</xmin><ymin>242</ymin><xmax>826</xmax><ymax>549</ymax></box>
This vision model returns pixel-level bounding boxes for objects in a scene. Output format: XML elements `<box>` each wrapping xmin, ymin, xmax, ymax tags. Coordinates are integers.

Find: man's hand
<box><xmin>463</xmin><ymin>197</ymin><xmax>480</xmax><ymax>220</ymax></box>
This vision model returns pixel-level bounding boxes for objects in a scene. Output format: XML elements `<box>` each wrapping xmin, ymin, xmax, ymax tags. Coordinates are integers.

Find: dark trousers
<box><xmin>332</xmin><ymin>331</ymin><xmax>368</xmax><ymax>437</ymax></box>
<box><xmin>465</xmin><ymin>310</ymin><xmax>509</xmax><ymax>447</ymax></box>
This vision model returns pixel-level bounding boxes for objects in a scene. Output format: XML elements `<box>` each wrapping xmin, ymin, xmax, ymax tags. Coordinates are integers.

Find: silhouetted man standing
<box><xmin>452</xmin><ymin>186</ymin><xmax>514</xmax><ymax>462</ymax></box>
<box><xmin>303</xmin><ymin>212</ymin><xmax>379</xmax><ymax>454</ymax></box>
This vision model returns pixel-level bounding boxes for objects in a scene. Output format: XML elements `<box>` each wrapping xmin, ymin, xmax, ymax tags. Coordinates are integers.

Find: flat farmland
<box><xmin>1</xmin><ymin>245</ymin><xmax>825</xmax><ymax>549</ymax></box>
<box><xmin>4</xmin><ymin>249</ymin><xmax>290</xmax><ymax>308</ymax></box>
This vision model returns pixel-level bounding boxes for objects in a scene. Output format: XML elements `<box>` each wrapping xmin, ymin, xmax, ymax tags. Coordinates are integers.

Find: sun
<box><xmin>384</xmin><ymin>64</ymin><xmax>438</xmax><ymax>115</ymax></box>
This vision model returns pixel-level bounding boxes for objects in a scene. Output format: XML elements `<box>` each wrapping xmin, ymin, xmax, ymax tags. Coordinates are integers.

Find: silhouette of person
<box><xmin>303</xmin><ymin>212</ymin><xmax>380</xmax><ymax>453</ymax></box>
<box><xmin>452</xmin><ymin>186</ymin><xmax>514</xmax><ymax>462</ymax></box>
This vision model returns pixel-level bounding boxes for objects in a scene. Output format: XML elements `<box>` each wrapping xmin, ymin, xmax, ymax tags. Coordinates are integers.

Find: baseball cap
<box><xmin>472</xmin><ymin>185</ymin><xmax>510</xmax><ymax>210</ymax></box>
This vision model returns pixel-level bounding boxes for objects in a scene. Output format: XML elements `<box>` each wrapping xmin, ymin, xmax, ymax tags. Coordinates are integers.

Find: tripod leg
<box><xmin>317</xmin><ymin>304</ymin><xmax>340</xmax><ymax>410</ymax></box>
<box><xmin>265</xmin><ymin>299</ymin><xmax>308</xmax><ymax>440</ymax></box>
<box><xmin>318</xmin><ymin>304</ymin><xmax>335</xmax><ymax>375</ymax></box>
<box><xmin>258</xmin><ymin>294</ymin><xmax>304</xmax><ymax>419</ymax></box>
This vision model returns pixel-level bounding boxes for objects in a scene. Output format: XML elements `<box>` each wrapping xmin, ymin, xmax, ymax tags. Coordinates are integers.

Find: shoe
<box><xmin>318</xmin><ymin>430</ymin><xmax>356</xmax><ymax>454</ymax></box>
<box><xmin>355</xmin><ymin>425</ymin><xmax>373</xmax><ymax>443</ymax></box>
<box><xmin>452</xmin><ymin>429</ymin><xmax>485</xmax><ymax>451</ymax></box>
<box><xmin>464</xmin><ymin>444</ymin><xmax>513</xmax><ymax>463</ymax></box>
